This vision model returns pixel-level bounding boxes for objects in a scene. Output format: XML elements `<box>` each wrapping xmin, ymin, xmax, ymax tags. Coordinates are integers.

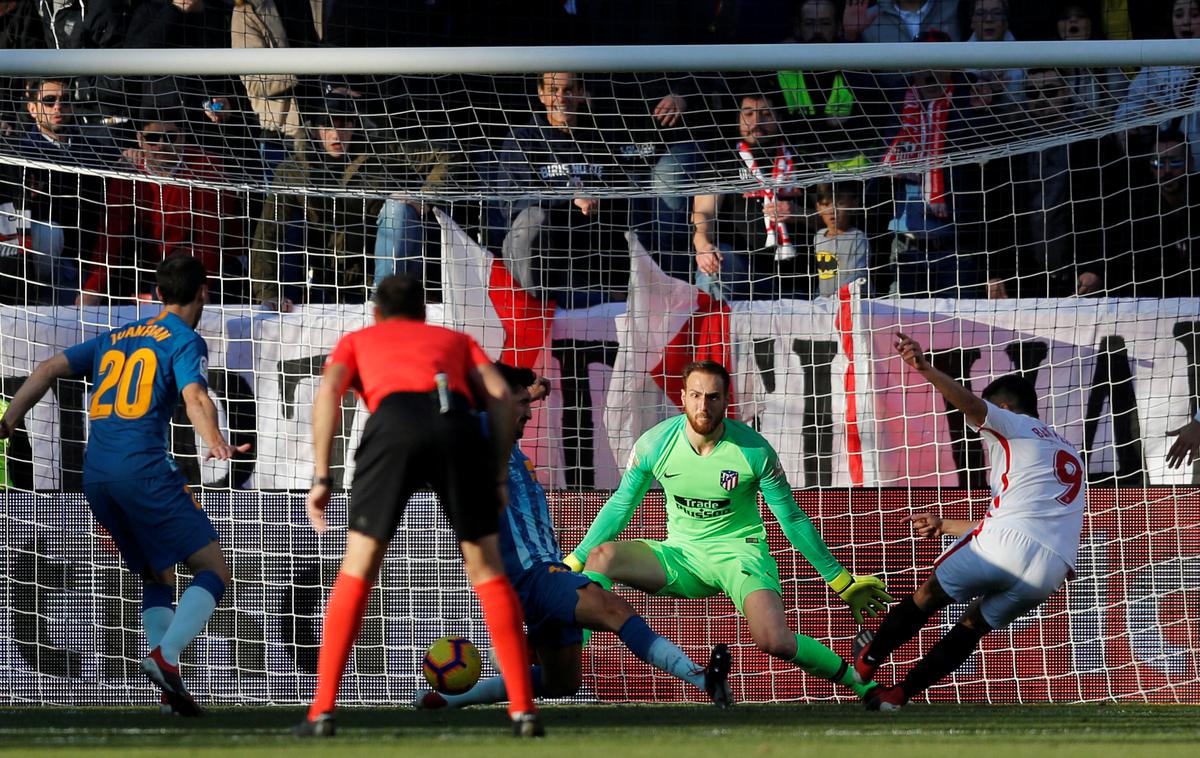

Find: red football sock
<box><xmin>474</xmin><ymin>575</ymin><xmax>536</xmax><ymax>716</ymax></box>
<box><xmin>308</xmin><ymin>571</ymin><xmax>371</xmax><ymax>720</ymax></box>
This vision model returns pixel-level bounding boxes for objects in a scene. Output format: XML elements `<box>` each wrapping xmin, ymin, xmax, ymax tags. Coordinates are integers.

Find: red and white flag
<box><xmin>436</xmin><ymin>209</ymin><xmax>562</xmax><ymax>481</ymax></box>
<box><xmin>605</xmin><ymin>234</ymin><xmax>732</xmax><ymax>468</ymax></box>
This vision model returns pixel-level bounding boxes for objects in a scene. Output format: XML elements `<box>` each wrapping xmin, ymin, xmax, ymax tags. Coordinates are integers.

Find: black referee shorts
<box><xmin>349</xmin><ymin>391</ymin><xmax>501</xmax><ymax>543</ymax></box>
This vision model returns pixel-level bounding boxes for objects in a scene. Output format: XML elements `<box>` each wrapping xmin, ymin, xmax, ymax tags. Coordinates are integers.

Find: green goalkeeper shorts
<box><xmin>639</xmin><ymin>537</ymin><xmax>782</xmax><ymax>613</ymax></box>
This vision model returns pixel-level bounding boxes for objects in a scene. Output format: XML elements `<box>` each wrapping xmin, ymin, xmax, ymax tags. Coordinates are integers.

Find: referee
<box><xmin>296</xmin><ymin>274</ymin><xmax>541</xmax><ymax>738</ymax></box>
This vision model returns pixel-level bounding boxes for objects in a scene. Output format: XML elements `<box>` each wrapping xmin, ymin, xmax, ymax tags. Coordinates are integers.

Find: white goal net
<box><xmin>1</xmin><ymin>32</ymin><xmax>1198</xmax><ymax>705</ymax></box>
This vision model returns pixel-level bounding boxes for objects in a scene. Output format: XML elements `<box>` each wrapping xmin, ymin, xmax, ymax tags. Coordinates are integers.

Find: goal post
<box><xmin>0</xmin><ymin>41</ymin><xmax>1198</xmax><ymax>705</ymax></box>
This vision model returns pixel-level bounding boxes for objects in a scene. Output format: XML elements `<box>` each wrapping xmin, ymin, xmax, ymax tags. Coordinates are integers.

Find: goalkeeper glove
<box><xmin>562</xmin><ymin>553</ymin><xmax>584</xmax><ymax>572</ymax></box>
<box><xmin>828</xmin><ymin>569</ymin><xmax>892</xmax><ymax>625</ymax></box>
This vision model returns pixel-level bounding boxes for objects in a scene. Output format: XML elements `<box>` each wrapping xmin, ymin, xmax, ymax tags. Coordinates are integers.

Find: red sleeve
<box><xmin>326</xmin><ymin>333</ymin><xmax>360</xmax><ymax>392</ymax></box>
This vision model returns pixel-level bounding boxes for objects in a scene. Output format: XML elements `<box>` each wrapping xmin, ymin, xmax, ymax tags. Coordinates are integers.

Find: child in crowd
<box><xmin>812</xmin><ymin>183</ymin><xmax>870</xmax><ymax>297</ymax></box>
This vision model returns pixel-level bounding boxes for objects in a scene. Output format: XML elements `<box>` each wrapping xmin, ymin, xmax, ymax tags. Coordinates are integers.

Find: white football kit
<box><xmin>933</xmin><ymin>401</ymin><xmax>1086</xmax><ymax>628</ymax></box>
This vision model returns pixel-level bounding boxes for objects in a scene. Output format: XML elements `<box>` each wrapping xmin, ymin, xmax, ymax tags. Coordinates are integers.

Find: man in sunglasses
<box><xmin>79</xmin><ymin>110</ymin><xmax>237</xmax><ymax>304</ymax></box>
<box><xmin>6</xmin><ymin>77</ymin><xmax>118</xmax><ymax>305</ymax></box>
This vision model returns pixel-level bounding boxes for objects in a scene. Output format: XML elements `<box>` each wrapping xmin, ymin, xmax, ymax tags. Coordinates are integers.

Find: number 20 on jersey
<box><xmin>88</xmin><ymin>348</ymin><xmax>158</xmax><ymax>420</ymax></box>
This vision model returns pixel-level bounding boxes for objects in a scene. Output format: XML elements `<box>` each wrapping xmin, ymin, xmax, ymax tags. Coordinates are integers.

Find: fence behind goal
<box><xmin>1</xmin><ymin>40</ymin><xmax>1200</xmax><ymax>704</ymax></box>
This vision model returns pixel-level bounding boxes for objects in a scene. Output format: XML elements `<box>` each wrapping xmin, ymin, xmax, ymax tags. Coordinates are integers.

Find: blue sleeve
<box><xmin>173</xmin><ymin>335</ymin><xmax>209</xmax><ymax>393</ymax></box>
<box><xmin>63</xmin><ymin>336</ymin><xmax>102</xmax><ymax>378</ymax></box>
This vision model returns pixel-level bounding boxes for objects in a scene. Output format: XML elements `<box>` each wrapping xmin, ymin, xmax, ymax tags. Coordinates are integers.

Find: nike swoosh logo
<box><xmin>662</xmin><ymin>472</ymin><xmax>683</xmax><ymax>478</ymax></box>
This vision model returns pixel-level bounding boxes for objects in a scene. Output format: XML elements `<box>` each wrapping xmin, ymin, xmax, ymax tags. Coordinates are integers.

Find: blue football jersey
<box><xmin>499</xmin><ymin>446</ymin><xmax>563</xmax><ymax>576</ymax></box>
<box><xmin>64</xmin><ymin>311</ymin><xmax>208</xmax><ymax>483</ymax></box>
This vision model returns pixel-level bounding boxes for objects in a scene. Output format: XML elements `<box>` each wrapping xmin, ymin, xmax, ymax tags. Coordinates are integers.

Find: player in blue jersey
<box><xmin>413</xmin><ymin>362</ymin><xmax>732</xmax><ymax>710</ymax></box>
<box><xmin>0</xmin><ymin>254</ymin><xmax>249</xmax><ymax>716</ymax></box>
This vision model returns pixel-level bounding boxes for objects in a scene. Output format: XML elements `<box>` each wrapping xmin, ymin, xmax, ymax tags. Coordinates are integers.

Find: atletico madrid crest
<box><xmin>720</xmin><ymin>470</ymin><xmax>739</xmax><ymax>491</ymax></box>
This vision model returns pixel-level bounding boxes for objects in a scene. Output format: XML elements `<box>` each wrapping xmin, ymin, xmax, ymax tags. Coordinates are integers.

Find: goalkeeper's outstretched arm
<box><xmin>564</xmin><ymin>453</ymin><xmax>655</xmax><ymax>569</ymax></box>
<box><xmin>758</xmin><ymin>445</ymin><xmax>892</xmax><ymax>624</ymax></box>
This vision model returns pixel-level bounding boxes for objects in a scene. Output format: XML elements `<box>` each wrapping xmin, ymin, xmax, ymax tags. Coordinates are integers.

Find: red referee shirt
<box><xmin>326</xmin><ymin>319</ymin><xmax>491</xmax><ymax>413</ymax></box>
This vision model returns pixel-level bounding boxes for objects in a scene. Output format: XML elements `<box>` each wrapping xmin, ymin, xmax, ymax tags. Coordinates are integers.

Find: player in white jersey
<box><xmin>852</xmin><ymin>333</ymin><xmax>1086</xmax><ymax>711</ymax></box>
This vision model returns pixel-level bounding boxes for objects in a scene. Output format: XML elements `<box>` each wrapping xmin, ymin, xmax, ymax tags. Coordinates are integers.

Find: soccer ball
<box><xmin>422</xmin><ymin>635</ymin><xmax>482</xmax><ymax>695</ymax></box>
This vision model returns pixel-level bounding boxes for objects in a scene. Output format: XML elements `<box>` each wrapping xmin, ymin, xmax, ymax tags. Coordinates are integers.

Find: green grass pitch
<box><xmin>2</xmin><ymin>704</ymin><xmax>1198</xmax><ymax>757</ymax></box>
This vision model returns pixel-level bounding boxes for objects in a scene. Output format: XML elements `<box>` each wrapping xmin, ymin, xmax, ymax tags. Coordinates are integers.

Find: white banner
<box><xmin>3</xmin><ymin>294</ymin><xmax>1200</xmax><ymax>490</ymax></box>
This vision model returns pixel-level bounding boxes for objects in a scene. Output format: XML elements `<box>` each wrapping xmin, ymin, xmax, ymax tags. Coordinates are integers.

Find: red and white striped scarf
<box><xmin>737</xmin><ymin>141</ymin><xmax>796</xmax><ymax>251</ymax></box>
<box><xmin>883</xmin><ymin>85</ymin><xmax>952</xmax><ymax>219</ymax></box>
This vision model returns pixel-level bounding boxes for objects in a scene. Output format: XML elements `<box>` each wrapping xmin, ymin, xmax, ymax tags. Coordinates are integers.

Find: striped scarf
<box><xmin>737</xmin><ymin>141</ymin><xmax>797</xmax><ymax>254</ymax></box>
<box><xmin>883</xmin><ymin>84</ymin><xmax>952</xmax><ymax>219</ymax></box>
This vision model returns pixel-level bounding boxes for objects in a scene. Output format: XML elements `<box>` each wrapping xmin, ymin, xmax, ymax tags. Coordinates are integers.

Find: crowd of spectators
<box><xmin>0</xmin><ymin>0</ymin><xmax>1198</xmax><ymax>308</ymax></box>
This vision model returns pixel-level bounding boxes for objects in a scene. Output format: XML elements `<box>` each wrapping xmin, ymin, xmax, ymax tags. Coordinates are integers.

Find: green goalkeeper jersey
<box><xmin>571</xmin><ymin>415</ymin><xmax>844</xmax><ymax>583</ymax></box>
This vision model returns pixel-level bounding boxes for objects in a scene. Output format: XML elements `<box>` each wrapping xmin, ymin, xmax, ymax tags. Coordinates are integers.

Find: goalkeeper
<box><xmin>565</xmin><ymin>360</ymin><xmax>890</xmax><ymax>698</ymax></box>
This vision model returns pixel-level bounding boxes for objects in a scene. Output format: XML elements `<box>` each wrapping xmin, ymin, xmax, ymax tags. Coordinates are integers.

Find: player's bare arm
<box><xmin>906</xmin><ymin>512</ymin><xmax>978</xmax><ymax>539</ymax></box>
<box><xmin>307</xmin><ymin>362</ymin><xmax>351</xmax><ymax>534</ymax></box>
<box><xmin>1166</xmin><ymin>417</ymin><xmax>1200</xmax><ymax>469</ymax></box>
<box><xmin>895</xmin><ymin>332</ymin><xmax>987</xmax><ymax>428</ymax></box>
<box><xmin>0</xmin><ymin>353</ymin><xmax>73</xmax><ymax>438</ymax></box>
<box><xmin>182</xmin><ymin>383</ymin><xmax>251</xmax><ymax>462</ymax></box>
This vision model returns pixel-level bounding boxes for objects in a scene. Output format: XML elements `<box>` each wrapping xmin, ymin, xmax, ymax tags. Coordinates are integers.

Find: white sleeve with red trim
<box><xmin>968</xmin><ymin>401</ymin><xmax>1086</xmax><ymax>568</ymax></box>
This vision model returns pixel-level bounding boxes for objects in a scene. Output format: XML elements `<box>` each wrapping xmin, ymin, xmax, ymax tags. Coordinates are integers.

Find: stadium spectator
<box><xmin>965</xmin><ymin>0</ymin><xmax>1023</xmax><ymax>96</ymax></box>
<box><xmin>963</xmin><ymin>69</ymin><xmax>1020</xmax><ymax>121</ymax></box>
<box><xmin>1111</xmin><ymin>130</ymin><xmax>1200</xmax><ymax>297</ymax></box>
<box><xmin>491</xmin><ymin>71</ymin><xmax>630</xmax><ymax>309</ymax></box>
<box><xmin>1055</xmin><ymin>2</ymin><xmax>1128</xmax><ymax>119</ymax></box>
<box><xmin>251</xmin><ymin>88</ymin><xmax>449</xmax><ymax>308</ymax></box>
<box><xmin>230</xmin><ymin>0</ymin><xmax>324</xmax><ymax>181</ymax></box>
<box><xmin>1114</xmin><ymin>0</ymin><xmax>1200</xmax><ymax>170</ymax></box>
<box><xmin>811</xmin><ymin>182</ymin><xmax>871</xmax><ymax>297</ymax></box>
<box><xmin>35</xmin><ymin>0</ymin><xmax>127</xmax><ymax>49</ymax></box>
<box><xmin>0</xmin><ymin>1</ymin><xmax>44</xmax><ymax>141</ymax></box>
<box><xmin>0</xmin><ymin>254</ymin><xmax>247</xmax><ymax>718</ymax></box>
<box><xmin>843</xmin><ymin>0</ymin><xmax>963</xmax><ymax>42</ymax></box>
<box><xmin>125</xmin><ymin>0</ymin><xmax>257</xmax><ymax>171</ymax></box>
<box><xmin>1011</xmin><ymin>68</ymin><xmax>1117</xmax><ymax>297</ymax></box>
<box><xmin>82</xmin><ymin>112</ymin><xmax>243</xmax><ymax>304</ymax></box>
<box><xmin>882</xmin><ymin>49</ymin><xmax>989</xmax><ymax>296</ymax></box>
<box><xmin>298</xmin><ymin>274</ymin><xmax>541</xmax><ymax>738</ymax></box>
<box><xmin>590</xmin><ymin>71</ymin><xmax>702</xmax><ymax>279</ymax></box>
<box><xmin>8</xmin><ymin>77</ymin><xmax>119</xmax><ymax>305</ymax></box>
<box><xmin>692</xmin><ymin>89</ymin><xmax>808</xmax><ymax>301</ymax></box>
<box><xmin>858</xmin><ymin>337</ymin><xmax>1084</xmax><ymax>711</ymax></box>
<box><xmin>777</xmin><ymin>0</ymin><xmax>891</xmax><ymax>166</ymax></box>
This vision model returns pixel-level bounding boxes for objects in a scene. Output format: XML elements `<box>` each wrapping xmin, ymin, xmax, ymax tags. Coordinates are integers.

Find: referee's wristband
<box><xmin>313</xmin><ymin>475</ymin><xmax>332</xmax><ymax>487</ymax></box>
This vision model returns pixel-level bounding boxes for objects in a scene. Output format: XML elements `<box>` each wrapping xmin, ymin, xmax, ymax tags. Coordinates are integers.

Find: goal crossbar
<box><xmin>3</xmin><ymin>40</ymin><xmax>1200</xmax><ymax>76</ymax></box>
